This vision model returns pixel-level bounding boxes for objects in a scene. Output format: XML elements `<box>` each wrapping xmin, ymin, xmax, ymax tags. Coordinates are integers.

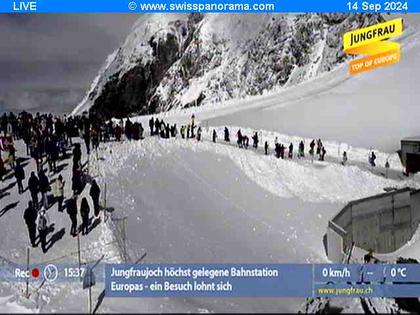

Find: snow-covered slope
<box><xmin>72</xmin><ymin>13</ymin><xmax>383</xmax><ymax>118</ymax></box>
<box><xmin>202</xmin><ymin>15</ymin><xmax>420</xmax><ymax>152</ymax></box>
<box><xmin>89</xmin><ymin>128</ymin><xmax>420</xmax><ymax>313</ymax></box>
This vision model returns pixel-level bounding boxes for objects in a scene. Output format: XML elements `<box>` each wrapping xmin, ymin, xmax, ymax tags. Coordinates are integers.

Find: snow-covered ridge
<box><xmin>95</xmin><ymin>126</ymin><xmax>420</xmax><ymax>204</ymax></box>
<box><xmin>72</xmin><ymin>13</ymin><xmax>384</xmax><ymax>118</ymax></box>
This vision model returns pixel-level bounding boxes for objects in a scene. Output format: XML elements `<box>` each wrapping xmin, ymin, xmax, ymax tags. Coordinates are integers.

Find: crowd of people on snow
<box><xmin>1</xmin><ymin>109</ymin><xmax>386</xmax><ymax>253</ymax></box>
<box><xmin>1</xmin><ymin>111</ymin><xmax>102</xmax><ymax>253</ymax></box>
<box><xmin>212</xmin><ymin>127</ymin><xmax>338</xmax><ymax>164</ymax></box>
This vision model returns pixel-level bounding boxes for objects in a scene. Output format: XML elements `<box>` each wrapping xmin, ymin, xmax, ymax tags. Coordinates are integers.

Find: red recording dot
<box><xmin>31</xmin><ymin>268</ymin><xmax>40</xmax><ymax>278</ymax></box>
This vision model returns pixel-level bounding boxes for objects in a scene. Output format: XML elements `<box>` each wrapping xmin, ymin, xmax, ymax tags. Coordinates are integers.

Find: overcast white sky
<box><xmin>0</xmin><ymin>14</ymin><xmax>138</xmax><ymax>114</ymax></box>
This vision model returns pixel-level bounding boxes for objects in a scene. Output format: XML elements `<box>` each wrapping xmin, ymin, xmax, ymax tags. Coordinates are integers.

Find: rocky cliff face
<box><xmin>73</xmin><ymin>13</ymin><xmax>383</xmax><ymax>119</ymax></box>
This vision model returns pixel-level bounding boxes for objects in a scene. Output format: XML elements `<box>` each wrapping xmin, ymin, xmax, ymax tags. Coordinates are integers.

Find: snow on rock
<box><xmin>72</xmin><ymin>13</ymin><xmax>384</xmax><ymax>118</ymax></box>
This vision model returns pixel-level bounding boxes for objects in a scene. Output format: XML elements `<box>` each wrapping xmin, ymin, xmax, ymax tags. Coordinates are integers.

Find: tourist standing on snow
<box><xmin>264</xmin><ymin>141</ymin><xmax>269</xmax><ymax>155</ymax></box>
<box><xmin>196</xmin><ymin>127</ymin><xmax>202</xmax><ymax>141</ymax></box>
<box><xmin>224</xmin><ymin>127</ymin><xmax>230</xmax><ymax>142</ymax></box>
<box><xmin>149</xmin><ymin>117</ymin><xmax>154</xmax><ymax>136</ymax></box>
<box><xmin>170</xmin><ymin>124</ymin><xmax>177</xmax><ymax>138</ymax></box>
<box><xmin>288</xmin><ymin>143</ymin><xmax>294</xmax><ymax>159</ymax></box>
<box><xmin>309</xmin><ymin>140</ymin><xmax>315</xmax><ymax>159</ymax></box>
<box><xmin>243</xmin><ymin>135</ymin><xmax>249</xmax><ymax>149</ymax></box>
<box><xmin>342</xmin><ymin>151</ymin><xmax>348</xmax><ymax>166</ymax></box>
<box><xmin>316</xmin><ymin>139</ymin><xmax>322</xmax><ymax>157</ymax></box>
<box><xmin>280</xmin><ymin>144</ymin><xmax>285</xmax><ymax>159</ymax></box>
<box><xmin>67</xmin><ymin>197</ymin><xmax>78</xmax><ymax>236</ymax></box>
<box><xmin>139</xmin><ymin>122</ymin><xmax>144</xmax><ymax>139</ymax></box>
<box><xmin>38</xmin><ymin>170</ymin><xmax>50</xmax><ymax>209</ymax></box>
<box><xmin>14</xmin><ymin>160</ymin><xmax>25</xmax><ymax>194</ymax></box>
<box><xmin>165</xmin><ymin>123</ymin><xmax>170</xmax><ymax>139</ymax></box>
<box><xmin>80</xmin><ymin>198</ymin><xmax>90</xmax><ymax>235</ymax></box>
<box><xmin>125</xmin><ymin>118</ymin><xmax>132</xmax><ymax>140</ymax></box>
<box><xmin>275</xmin><ymin>143</ymin><xmax>281</xmax><ymax>158</ymax></box>
<box><xmin>28</xmin><ymin>171</ymin><xmax>40</xmax><ymax>207</ymax></box>
<box><xmin>187</xmin><ymin>125</ymin><xmax>191</xmax><ymax>139</ymax></box>
<box><xmin>72</xmin><ymin>168</ymin><xmax>83</xmax><ymax>195</ymax></box>
<box><xmin>37</xmin><ymin>208</ymin><xmax>49</xmax><ymax>253</ymax></box>
<box><xmin>212</xmin><ymin>130</ymin><xmax>217</xmax><ymax>143</ymax></box>
<box><xmin>24</xmin><ymin>201</ymin><xmax>38</xmax><ymax>247</ymax></box>
<box><xmin>7</xmin><ymin>143</ymin><xmax>16</xmax><ymax>168</ymax></box>
<box><xmin>90</xmin><ymin>179</ymin><xmax>101</xmax><ymax>217</ymax></box>
<box><xmin>154</xmin><ymin>119</ymin><xmax>161</xmax><ymax>136</ymax></box>
<box><xmin>252</xmin><ymin>132</ymin><xmax>259</xmax><ymax>149</ymax></box>
<box><xmin>298</xmin><ymin>141</ymin><xmax>305</xmax><ymax>158</ymax></box>
<box><xmin>369</xmin><ymin>151</ymin><xmax>377</xmax><ymax>167</ymax></box>
<box><xmin>115</xmin><ymin>124</ymin><xmax>122</xmax><ymax>141</ymax></box>
<box><xmin>191</xmin><ymin>114</ymin><xmax>196</xmax><ymax>138</ymax></box>
<box><xmin>54</xmin><ymin>175</ymin><xmax>65</xmax><ymax>212</ymax></box>
<box><xmin>72</xmin><ymin>143</ymin><xmax>82</xmax><ymax>168</ymax></box>
<box><xmin>237</xmin><ymin>129</ymin><xmax>243</xmax><ymax>148</ymax></box>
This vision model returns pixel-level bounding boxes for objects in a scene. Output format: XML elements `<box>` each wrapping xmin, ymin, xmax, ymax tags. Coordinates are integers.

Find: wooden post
<box><xmin>88</xmin><ymin>275</ymin><xmax>92</xmax><ymax>314</ymax></box>
<box><xmin>122</xmin><ymin>218</ymin><xmax>127</xmax><ymax>262</ymax></box>
<box><xmin>104</xmin><ymin>183</ymin><xmax>107</xmax><ymax>209</ymax></box>
<box><xmin>25</xmin><ymin>247</ymin><xmax>30</xmax><ymax>298</ymax></box>
<box><xmin>103</xmin><ymin>183</ymin><xmax>107</xmax><ymax>222</ymax></box>
<box><xmin>77</xmin><ymin>233</ymin><xmax>82</xmax><ymax>280</ymax></box>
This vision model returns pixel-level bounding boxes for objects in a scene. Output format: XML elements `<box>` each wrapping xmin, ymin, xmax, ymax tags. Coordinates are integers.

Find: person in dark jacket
<box><xmin>224</xmin><ymin>127</ymin><xmax>230</xmax><ymax>142</ymax></box>
<box><xmin>154</xmin><ymin>119</ymin><xmax>161</xmax><ymax>136</ymax></box>
<box><xmin>14</xmin><ymin>161</ymin><xmax>25</xmax><ymax>194</ymax></box>
<box><xmin>149</xmin><ymin>117</ymin><xmax>154</xmax><ymax>136</ymax></box>
<box><xmin>264</xmin><ymin>141</ymin><xmax>269</xmax><ymax>155</ymax></box>
<box><xmin>369</xmin><ymin>151</ymin><xmax>377</xmax><ymax>167</ymax></box>
<box><xmin>72</xmin><ymin>169</ymin><xmax>83</xmax><ymax>195</ymax></box>
<box><xmin>72</xmin><ymin>143</ymin><xmax>82</xmax><ymax>167</ymax></box>
<box><xmin>90</xmin><ymin>180</ymin><xmax>101</xmax><ymax>217</ymax></box>
<box><xmin>66</xmin><ymin>197</ymin><xmax>78</xmax><ymax>236</ymax></box>
<box><xmin>37</xmin><ymin>209</ymin><xmax>48</xmax><ymax>253</ymax></box>
<box><xmin>38</xmin><ymin>170</ymin><xmax>50</xmax><ymax>209</ymax></box>
<box><xmin>28</xmin><ymin>172</ymin><xmax>40</xmax><ymax>207</ymax></box>
<box><xmin>252</xmin><ymin>132</ymin><xmax>259</xmax><ymax>149</ymax></box>
<box><xmin>24</xmin><ymin>201</ymin><xmax>37</xmax><ymax>247</ymax></box>
<box><xmin>237</xmin><ymin>129</ymin><xmax>243</xmax><ymax>148</ymax></box>
<box><xmin>80</xmin><ymin>198</ymin><xmax>90</xmax><ymax>235</ymax></box>
<box><xmin>288</xmin><ymin>143</ymin><xmax>294</xmax><ymax>159</ymax></box>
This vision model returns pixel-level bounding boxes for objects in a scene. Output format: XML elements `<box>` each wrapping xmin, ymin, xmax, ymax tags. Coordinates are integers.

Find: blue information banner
<box><xmin>315</xmin><ymin>264</ymin><xmax>420</xmax><ymax>283</ymax></box>
<box><xmin>104</xmin><ymin>263</ymin><xmax>420</xmax><ymax>298</ymax></box>
<box><xmin>105</xmin><ymin>264</ymin><xmax>313</xmax><ymax>297</ymax></box>
<box><xmin>0</xmin><ymin>0</ymin><xmax>419</xmax><ymax>13</ymax></box>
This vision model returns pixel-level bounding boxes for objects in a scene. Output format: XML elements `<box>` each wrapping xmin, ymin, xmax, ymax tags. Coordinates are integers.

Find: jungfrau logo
<box><xmin>343</xmin><ymin>18</ymin><xmax>403</xmax><ymax>75</ymax></box>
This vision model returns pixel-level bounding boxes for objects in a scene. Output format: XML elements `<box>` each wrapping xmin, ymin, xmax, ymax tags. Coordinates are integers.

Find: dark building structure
<box><xmin>399</xmin><ymin>137</ymin><xmax>420</xmax><ymax>175</ymax></box>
